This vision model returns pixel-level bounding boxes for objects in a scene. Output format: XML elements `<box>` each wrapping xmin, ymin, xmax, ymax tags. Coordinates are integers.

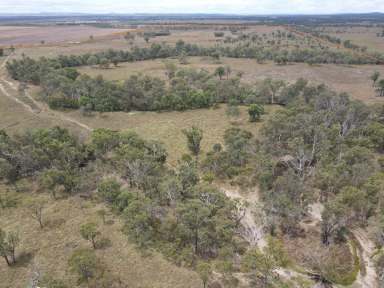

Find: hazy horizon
<box><xmin>1</xmin><ymin>0</ymin><xmax>384</xmax><ymax>15</ymax></box>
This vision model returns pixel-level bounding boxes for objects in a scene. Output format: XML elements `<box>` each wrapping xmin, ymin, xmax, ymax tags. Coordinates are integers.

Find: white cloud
<box><xmin>0</xmin><ymin>0</ymin><xmax>383</xmax><ymax>14</ymax></box>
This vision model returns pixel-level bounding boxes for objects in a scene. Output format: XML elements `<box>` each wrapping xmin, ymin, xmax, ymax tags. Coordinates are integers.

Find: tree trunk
<box><xmin>10</xmin><ymin>249</ymin><xmax>15</xmax><ymax>264</ymax></box>
<box><xmin>3</xmin><ymin>255</ymin><xmax>10</xmax><ymax>266</ymax></box>
<box><xmin>91</xmin><ymin>238</ymin><xmax>96</xmax><ymax>249</ymax></box>
<box><xmin>194</xmin><ymin>228</ymin><xmax>198</xmax><ymax>255</ymax></box>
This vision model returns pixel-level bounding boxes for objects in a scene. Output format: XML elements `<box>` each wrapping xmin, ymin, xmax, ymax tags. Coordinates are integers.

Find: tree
<box><xmin>0</xmin><ymin>48</ymin><xmax>3</xmax><ymax>57</ymax></box>
<box><xmin>225</xmin><ymin>65</ymin><xmax>232</xmax><ymax>80</ymax></box>
<box><xmin>321</xmin><ymin>186</ymin><xmax>368</xmax><ymax>245</ymax></box>
<box><xmin>196</xmin><ymin>262</ymin><xmax>212</xmax><ymax>288</ymax></box>
<box><xmin>68</xmin><ymin>249</ymin><xmax>98</xmax><ymax>283</ymax></box>
<box><xmin>163</xmin><ymin>61</ymin><xmax>177</xmax><ymax>79</ymax></box>
<box><xmin>377</xmin><ymin>79</ymin><xmax>384</xmax><ymax>97</ymax></box>
<box><xmin>371</xmin><ymin>71</ymin><xmax>380</xmax><ymax>87</ymax></box>
<box><xmin>248</xmin><ymin>104</ymin><xmax>264</xmax><ymax>122</ymax></box>
<box><xmin>0</xmin><ymin>229</ymin><xmax>10</xmax><ymax>266</ymax></box>
<box><xmin>214</xmin><ymin>32</ymin><xmax>224</xmax><ymax>37</ymax></box>
<box><xmin>80</xmin><ymin>223</ymin><xmax>100</xmax><ymax>249</ymax></box>
<box><xmin>241</xmin><ymin>248</ymin><xmax>277</xmax><ymax>287</ymax></box>
<box><xmin>97</xmin><ymin>178</ymin><xmax>121</xmax><ymax>204</ymax></box>
<box><xmin>0</xmin><ymin>229</ymin><xmax>20</xmax><ymax>265</ymax></box>
<box><xmin>265</xmin><ymin>79</ymin><xmax>285</xmax><ymax>104</ymax></box>
<box><xmin>87</xmin><ymin>55</ymin><xmax>98</xmax><ymax>66</ymax></box>
<box><xmin>99</xmin><ymin>58</ymin><xmax>110</xmax><ymax>69</ymax></box>
<box><xmin>215</xmin><ymin>66</ymin><xmax>225</xmax><ymax>80</ymax></box>
<box><xmin>27</xmin><ymin>199</ymin><xmax>46</xmax><ymax>229</ymax></box>
<box><xmin>112</xmin><ymin>57</ymin><xmax>121</xmax><ymax>67</ymax></box>
<box><xmin>177</xmin><ymin>199</ymin><xmax>211</xmax><ymax>255</ymax></box>
<box><xmin>183</xmin><ymin>126</ymin><xmax>203</xmax><ymax>161</ymax></box>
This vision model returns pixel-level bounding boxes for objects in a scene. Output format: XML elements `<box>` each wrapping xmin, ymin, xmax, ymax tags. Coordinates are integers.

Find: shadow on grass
<box><xmin>13</xmin><ymin>251</ymin><xmax>34</xmax><ymax>268</ymax></box>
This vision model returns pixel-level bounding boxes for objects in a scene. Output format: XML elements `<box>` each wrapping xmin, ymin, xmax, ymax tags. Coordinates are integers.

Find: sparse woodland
<box><xmin>2</xmin><ymin>18</ymin><xmax>384</xmax><ymax>288</ymax></box>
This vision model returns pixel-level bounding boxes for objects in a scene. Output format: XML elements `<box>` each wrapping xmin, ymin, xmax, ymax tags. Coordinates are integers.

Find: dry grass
<box><xmin>79</xmin><ymin>56</ymin><xmax>384</xmax><ymax>104</ymax></box>
<box><xmin>66</xmin><ymin>104</ymin><xmax>278</xmax><ymax>165</ymax></box>
<box><xmin>2</xmin><ymin>77</ymin><xmax>274</xmax><ymax>165</ymax></box>
<box><xmin>0</xmin><ymin>82</ymin><xmax>88</xmax><ymax>137</ymax></box>
<box><xmin>0</xmin><ymin>187</ymin><xmax>201</xmax><ymax>288</ymax></box>
<box><xmin>321</xmin><ymin>26</ymin><xmax>384</xmax><ymax>53</ymax></box>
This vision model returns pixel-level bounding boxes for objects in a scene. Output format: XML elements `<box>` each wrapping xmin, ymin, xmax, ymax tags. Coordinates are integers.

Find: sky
<box><xmin>0</xmin><ymin>0</ymin><xmax>384</xmax><ymax>15</ymax></box>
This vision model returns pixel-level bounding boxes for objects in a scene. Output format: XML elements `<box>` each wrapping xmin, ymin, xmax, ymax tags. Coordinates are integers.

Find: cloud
<box><xmin>0</xmin><ymin>0</ymin><xmax>383</xmax><ymax>14</ymax></box>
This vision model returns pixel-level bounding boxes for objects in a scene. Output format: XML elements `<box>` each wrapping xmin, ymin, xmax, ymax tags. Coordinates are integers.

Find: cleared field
<box><xmin>8</xmin><ymin>24</ymin><xmax>287</xmax><ymax>59</ymax></box>
<box><xmin>78</xmin><ymin>56</ymin><xmax>384</xmax><ymax>104</ymax></box>
<box><xmin>0</xmin><ymin>25</ymin><xmax>131</xmax><ymax>46</ymax></box>
<box><xmin>0</xmin><ymin>190</ymin><xmax>201</xmax><ymax>288</ymax></box>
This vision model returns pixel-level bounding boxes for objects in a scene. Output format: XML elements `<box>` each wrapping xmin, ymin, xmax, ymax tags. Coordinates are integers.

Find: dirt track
<box><xmin>0</xmin><ymin>54</ymin><xmax>92</xmax><ymax>132</ymax></box>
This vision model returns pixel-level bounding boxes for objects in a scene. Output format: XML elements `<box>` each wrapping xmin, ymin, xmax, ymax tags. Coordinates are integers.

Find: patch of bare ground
<box><xmin>352</xmin><ymin>228</ymin><xmax>379</xmax><ymax>288</ymax></box>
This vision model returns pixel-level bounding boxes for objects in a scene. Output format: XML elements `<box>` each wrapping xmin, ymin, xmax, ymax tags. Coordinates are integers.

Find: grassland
<box><xmin>0</xmin><ymin>187</ymin><xmax>202</xmax><ymax>288</ymax></box>
<box><xmin>314</xmin><ymin>26</ymin><xmax>384</xmax><ymax>53</ymax></box>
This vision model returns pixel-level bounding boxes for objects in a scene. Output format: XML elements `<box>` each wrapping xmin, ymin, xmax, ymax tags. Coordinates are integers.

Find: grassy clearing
<box><xmin>66</xmin><ymin>104</ymin><xmax>279</xmax><ymax>165</ymax></box>
<box><xmin>3</xmin><ymin>79</ymin><xmax>277</xmax><ymax>164</ymax></box>
<box><xmin>0</xmin><ymin>186</ymin><xmax>202</xmax><ymax>288</ymax></box>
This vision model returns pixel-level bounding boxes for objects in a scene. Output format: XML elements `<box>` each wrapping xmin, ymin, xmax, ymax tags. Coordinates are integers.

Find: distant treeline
<box><xmin>7</xmin><ymin>40</ymin><xmax>384</xmax><ymax>75</ymax></box>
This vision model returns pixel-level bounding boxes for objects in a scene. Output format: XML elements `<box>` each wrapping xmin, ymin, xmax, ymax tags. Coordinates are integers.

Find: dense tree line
<box><xmin>6</xmin><ymin>52</ymin><xmax>311</xmax><ymax>112</ymax></box>
<box><xmin>7</xmin><ymin>39</ymin><xmax>384</xmax><ymax>84</ymax></box>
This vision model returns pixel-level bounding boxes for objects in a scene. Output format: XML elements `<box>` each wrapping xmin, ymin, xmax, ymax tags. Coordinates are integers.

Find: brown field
<box><xmin>0</xmin><ymin>25</ymin><xmax>131</xmax><ymax>47</ymax></box>
<box><xmin>78</xmin><ymin>56</ymin><xmax>384</xmax><ymax>104</ymax></box>
<box><xmin>0</xmin><ymin>189</ymin><xmax>201</xmax><ymax>288</ymax></box>
<box><xmin>6</xmin><ymin>24</ymin><xmax>287</xmax><ymax>59</ymax></box>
